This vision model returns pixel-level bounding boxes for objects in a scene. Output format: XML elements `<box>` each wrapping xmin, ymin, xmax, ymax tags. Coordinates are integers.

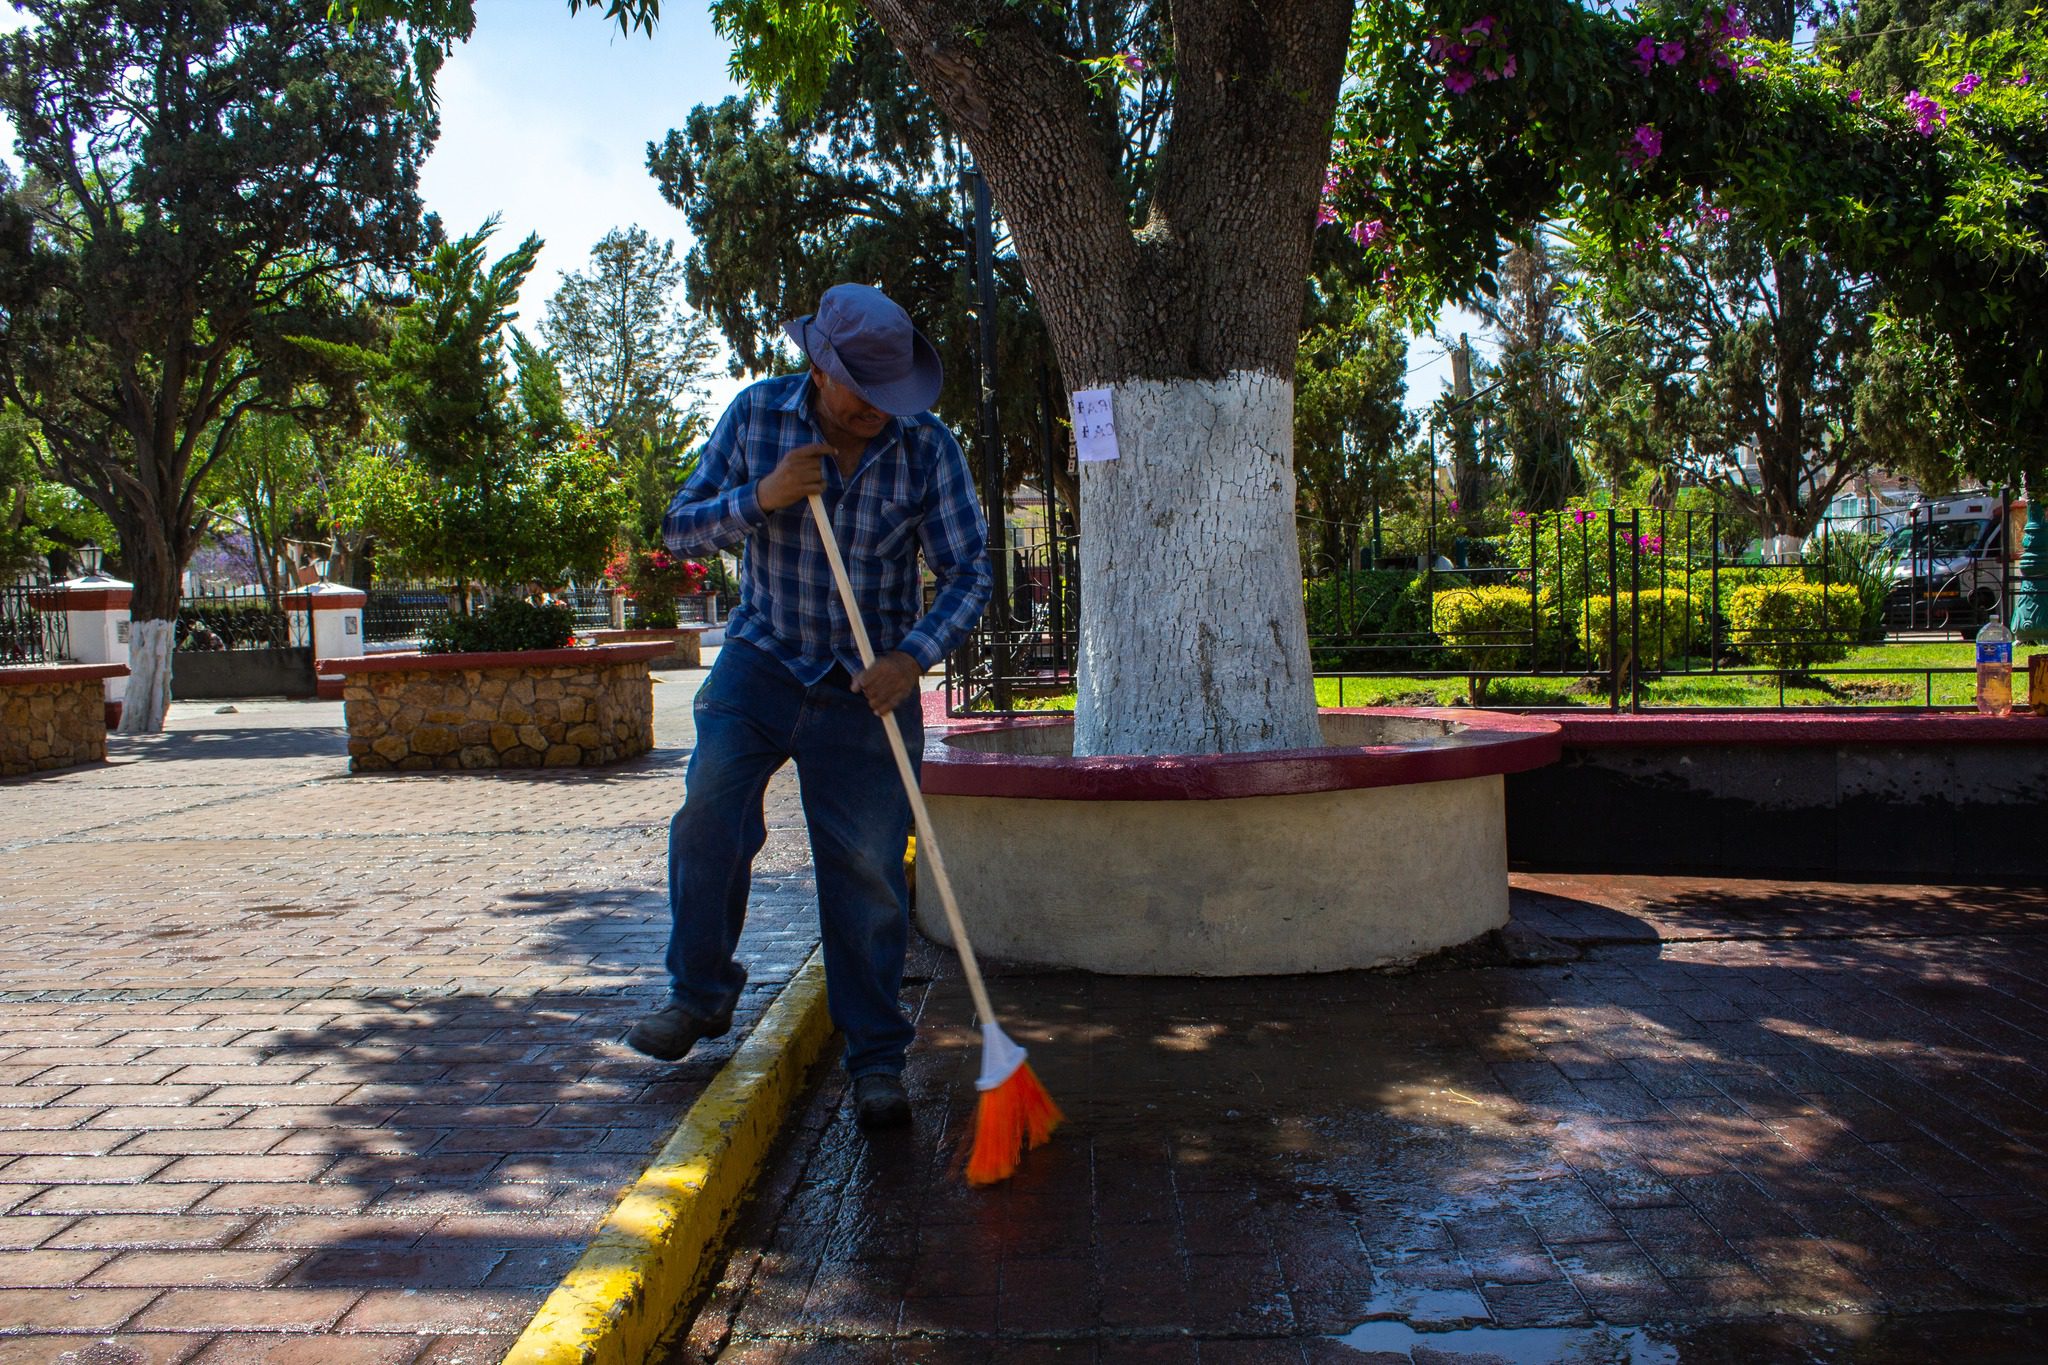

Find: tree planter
<box><xmin>320</xmin><ymin>642</ymin><xmax>666</xmax><ymax>772</ymax></box>
<box><xmin>914</xmin><ymin>705</ymin><xmax>1561</xmax><ymax>975</ymax></box>
<box><xmin>583</xmin><ymin>627</ymin><xmax>708</xmax><ymax>669</ymax></box>
<box><xmin>0</xmin><ymin>663</ymin><xmax>129</xmax><ymax>777</ymax></box>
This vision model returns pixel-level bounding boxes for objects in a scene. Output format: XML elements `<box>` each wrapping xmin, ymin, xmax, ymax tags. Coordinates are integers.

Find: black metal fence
<box><xmin>948</xmin><ymin>500</ymin><xmax>2033</xmax><ymax>715</ymax></box>
<box><xmin>175</xmin><ymin>591</ymin><xmax>303</xmax><ymax>652</ymax></box>
<box><xmin>1</xmin><ymin>579</ymin><xmax>69</xmax><ymax>665</ymax></box>
<box><xmin>363</xmin><ymin>584</ymin><xmax>454</xmax><ymax>644</ymax></box>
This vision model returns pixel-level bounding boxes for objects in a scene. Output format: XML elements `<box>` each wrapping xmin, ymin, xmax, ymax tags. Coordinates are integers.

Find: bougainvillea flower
<box><xmin>1317</xmin><ymin>204</ymin><xmax>1339</xmax><ymax>226</ymax></box>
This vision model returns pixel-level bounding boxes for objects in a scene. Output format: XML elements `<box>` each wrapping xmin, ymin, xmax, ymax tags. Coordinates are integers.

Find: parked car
<box><xmin>1882</xmin><ymin>492</ymin><xmax>2027</xmax><ymax>636</ymax></box>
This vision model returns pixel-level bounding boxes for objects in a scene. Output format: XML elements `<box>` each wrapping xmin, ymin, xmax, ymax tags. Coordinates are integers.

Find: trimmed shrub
<box><xmin>1578</xmin><ymin>590</ymin><xmax>1705</xmax><ymax>670</ymax></box>
<box><xmin>421</xmin><ymin>598</ymin><xmax>576</xmax><ymax>654</ymax></box>
<box><xmin>1432</xmin><ymin>585</ymin><xmax>1558</xmax><ymax>701</ymax></box>
<box><xmin>1303</xmin><ymin>570</ymin><xmax>1431</xmax><ymax>669</ymax></box>
<box><xmin>1725</xmin><ymin>582</ymin><xmax>1861</xmax><ymax>668</ymax></box>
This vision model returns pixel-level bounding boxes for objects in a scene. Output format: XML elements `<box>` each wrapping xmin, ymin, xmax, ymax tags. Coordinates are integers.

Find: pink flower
<box><xmin>1119</xmin><ymin>51</ymin><xmax>1147</xmax><ymax>72</ymax></box>
<box><xmin>1697</xmin><ymin>201</ymin><xmax>1732</xmax><ymax>224</ymax></box>
<box><xmin>1847</xmin><ymin>88</ymin><xmax>1862</xmax><ymax>103</ymax></box>
<box><xmin>1462</xmin><ymin>16</ymin><xmax>1495</xmax><ymax>38</ymax></box>
<box><xmin>2015</xmin><ymin>70</ymin><xmax>2032</xmax><ymax>87</ymax></box>
<box><xmin>1621</xmin><ymin>124</ymin><xmax>1663</xmax><ymax>168</ymax></box>
<box><xmin>1699</xmin><ymin>76</ymin><xmax>1720</xmax><ymax>92</ymax></box>
<box><xmin>1445</xmin><ymin>68</ymin><xmax>1479</xmax><ymax>94</ymax></box>
<box><xmin>1573</xmin><ymin>509</ymin><xmax>1595</xmax><ymax>525</ymax></box>
<box><xmin>1351</xmin><ymin>219</ymin><xmax>1389</xmax><ymax>246</ymax></box>
<box><xmin>1953</xmin><ymin>72</ymin><xmax>1981</xmax><ymax>96</ymax></box>
<box><xmin>1634</xmin><ymin>36</ymin><xmax>1657</xmax><ymax>75</ymax></box>
<box><xmin>1448</xmin><ymin>499</ymin><xmax>1460</xmax><ymax>513</ymax></box>
<box><xmin>1718</xmin><ymin>6</ymin><xmax>1752</xmax><ymax>40</ymax></box>
<box><xmin>1316</xmin><ymin>204</ymin><xmax>1339</xmax><ymax>227</ymax></box>
<box><xmin>1501</xmin><ymin>54</ymin><xmax>1518</xmax><ymax>78</ymax></box>
<box><xmin>1659</xmin><ymin>40</ymin><xmax>1686</xmax><ymax>64</ymax></box>
<box><xmin>1905</xmin><ymin>89</ymin><xmax>1947</xmax><ymax>135</ymax></box>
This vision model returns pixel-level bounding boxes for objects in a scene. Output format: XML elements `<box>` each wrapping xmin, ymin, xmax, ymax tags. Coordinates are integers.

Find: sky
<box><xmin>418</xmin><ymin>3</ymin><xmax>748</xmax><ymax>407</ymax></box>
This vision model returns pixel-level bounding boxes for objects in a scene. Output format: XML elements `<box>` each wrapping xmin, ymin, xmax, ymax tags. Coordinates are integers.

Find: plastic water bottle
<box><xmin>1975</xmin><ymin>615</ymin><xmax>2013</xmax><ymax>716</ymax></box>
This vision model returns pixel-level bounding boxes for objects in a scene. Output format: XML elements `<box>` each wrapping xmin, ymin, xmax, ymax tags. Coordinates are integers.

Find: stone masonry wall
<box><xmin>0</xmin><ymin>674</ymin><xmax>106</xmax><ymax>777</ymax></box>
<box><xmin>343</xmin><ymin>658</ymin><xmax>654</xmax><ymax>772</ymax></box>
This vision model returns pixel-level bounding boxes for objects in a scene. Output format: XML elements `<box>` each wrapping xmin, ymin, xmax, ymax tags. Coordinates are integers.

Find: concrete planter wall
<box><xmin>320</xmin><ymin>642</ymin><xmax>666</xmax><ymax>772</ymax></box>
<box><xmin>915</xmin><ymin>706</ymin><xmax>1561</xmax><ymax>975</ymax></box>
<box><xmin>584</xmin><ymin>627</ymin><xmax>707</xmax><ymax>669</ymax></box>
<box><xmin>1508</xmin><ymin>712</ymin><xmax>2048</xmax><ymax>879</ymax></box>
<box><xmin>0</xmin><ymin>662</ymin><xmax>129</xmax><ymax>777</ymax></box>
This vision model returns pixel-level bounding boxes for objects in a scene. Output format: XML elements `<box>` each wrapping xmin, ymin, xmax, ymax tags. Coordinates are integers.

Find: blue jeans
<box><xmin>666</xmin><ymin>639</ymin><xmax>921</xmax><ymax>1078</ymax></box>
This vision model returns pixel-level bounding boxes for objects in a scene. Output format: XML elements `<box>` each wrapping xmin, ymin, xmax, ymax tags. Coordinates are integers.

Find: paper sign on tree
<box><xmin>1070</xmin><ymin>388</ymin><xmax>1119</xmax><ymax>462</ymax></box>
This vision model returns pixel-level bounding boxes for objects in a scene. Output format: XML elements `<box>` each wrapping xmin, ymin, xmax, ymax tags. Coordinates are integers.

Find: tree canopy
<box><xmin>333</xmin><ymin>224</ymin><xmax>631</xmax><ymax>594</ymax></box>
<box><xmin>1334</xmin><ymin>1</ymin><xmax>2048</xmax><ymax>490</ymax></box>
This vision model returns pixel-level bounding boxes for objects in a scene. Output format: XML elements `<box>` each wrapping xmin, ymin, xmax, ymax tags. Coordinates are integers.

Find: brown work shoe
<box><xmin>852</xmin><ymin>1073</ymin><xmax>912</xmax><ymax>1129</ymax></box>
<box><xmin>624</xmin><ymin>1000</ymin><xmax>734</xmax><ymax>1062</ymax></box>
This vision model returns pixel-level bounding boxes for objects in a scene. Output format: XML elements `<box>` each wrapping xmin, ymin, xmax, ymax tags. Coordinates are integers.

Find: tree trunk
<box><xmin>865</xmin><ymin>0</ymin><xmax>1354</xmax><ymax>756</ymax></box>
<box><xmin>1074</xmin><ymin>374</ymin><xmax>1319</xmax><ymax>755</ymax></box>
<box><xmin>112</xmin><ymin>507</ymin><xmax>181</xmax><ymax>734</ymax></box>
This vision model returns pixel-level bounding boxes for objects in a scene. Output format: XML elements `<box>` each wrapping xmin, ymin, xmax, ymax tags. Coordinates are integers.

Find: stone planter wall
<box><xmin>0</xmin><ymin>663</ymin><xmax>128</xmax><ymax>777</ymax></box>
<box><xmin>585</xmin><ymin>627</ymin><xmax>706</xmax><ymax>668</ymax></box>
<box><xmin>323</xmin><ymin>644</ymin><xmax>665</xmax><ymax>772</ymax></box>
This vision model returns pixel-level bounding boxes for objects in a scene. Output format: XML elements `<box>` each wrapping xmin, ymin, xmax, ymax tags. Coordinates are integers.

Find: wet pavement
<box><xmin>673</xmin><ymin>874</ymin><xmax>2048</xmax><ymax>1363</ymax></box>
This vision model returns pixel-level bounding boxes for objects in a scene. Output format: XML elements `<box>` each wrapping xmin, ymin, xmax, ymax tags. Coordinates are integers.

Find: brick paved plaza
<box><xmin>0</xmin><ymin>664</ymin><xmax>817</xmax><ymax>1363</ymax></box>
<box><xmin>680</xmin><ymin>877</ymin><xmax>2048</xmax><ymax>1363</ymax></box>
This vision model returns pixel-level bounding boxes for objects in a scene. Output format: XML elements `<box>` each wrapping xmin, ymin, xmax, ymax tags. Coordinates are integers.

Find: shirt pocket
<box><xmin>873</xmin><ymin>499</ymin><xmax>924</xmax><ymax>559</ymax></box>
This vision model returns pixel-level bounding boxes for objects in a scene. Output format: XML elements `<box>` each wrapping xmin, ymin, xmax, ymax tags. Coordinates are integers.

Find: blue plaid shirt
<box><xmin>663</xmin><ymin>374</ymin><xmax>993</xmax><ymax>683</ymax></box>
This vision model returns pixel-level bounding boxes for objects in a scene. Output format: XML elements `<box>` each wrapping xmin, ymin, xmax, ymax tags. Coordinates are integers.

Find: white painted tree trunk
<box><xmin>117</xmin><ymin>619</ymin><xmax>174</xmax><ymax>734</ymax></box>
<box><xmin>1072</xmin><ymin>372</ymin><xmax>1321</xmax><ymax>757</ymax></box>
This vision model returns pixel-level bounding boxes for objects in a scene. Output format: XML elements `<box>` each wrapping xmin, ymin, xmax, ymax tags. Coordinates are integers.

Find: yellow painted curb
<box><xmin>502</xmin><ymin>950</ymin><xmax>834</xmax><ymax>1365</ymax></box>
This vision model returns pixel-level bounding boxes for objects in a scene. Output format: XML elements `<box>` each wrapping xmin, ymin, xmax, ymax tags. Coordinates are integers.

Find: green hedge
<box><xmin>421</xmin><ymin>599</ymin><xmax>576</xmax><ymax>655</ymax></box>
<box><xmin>1578</xmin><ymin>589</ymin><xmax>1705</xmax><ymax>670</ymax></box>
<box><xmin>1725</xmin><ymin>582</ymin><xmax>1861</xmax><ymax>667</ymax></box>
<box><xmin>1431</xmin><ymin>586</ymin><xmax>1562</xmax><ymax>701</ymax></box>
<box><xmin>1303</xmin><ymin>570</ymin><xmax>1431</xmax><ymax>669</ymax></box>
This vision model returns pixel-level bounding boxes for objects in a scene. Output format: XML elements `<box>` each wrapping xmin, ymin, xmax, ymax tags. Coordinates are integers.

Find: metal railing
<box><xmin>1</xmin><ymin>579</ymin><xmax>69</xmax><ymax>665</ymax></box>
<box><xmin>363</xmin><ymin>584</ymin><xmax>454</xmax><ymax>644</ymax></box>
<box><xmin>175</xmin><ymin>591</ymin><xmax>304</xmax><ymax>653</ymax></box>
<box><xmin>947</xmin><ymin>503</ymin><xmax>2027</xmax><ymax>715</ymax></box>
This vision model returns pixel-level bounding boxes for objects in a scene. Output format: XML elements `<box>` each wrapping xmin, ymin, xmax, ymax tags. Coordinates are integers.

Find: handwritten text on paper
<box><xmin>1070</xmin><ymin>387</ymin><xmax>1119</xmax><ymax>462</ymax></box>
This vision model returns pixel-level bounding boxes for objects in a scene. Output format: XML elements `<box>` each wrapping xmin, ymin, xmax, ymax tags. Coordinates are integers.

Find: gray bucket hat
<box><xmin>783</xmin><ymin>283</ymin><xmax>943</xmax><ymax>417</ymax></box>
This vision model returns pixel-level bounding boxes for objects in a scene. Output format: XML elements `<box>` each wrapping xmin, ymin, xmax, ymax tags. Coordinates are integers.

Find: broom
<box><xmin>806</xmin><ymin>492</ymin><xmax>1063</xmax><ymax>1184</ymax></box>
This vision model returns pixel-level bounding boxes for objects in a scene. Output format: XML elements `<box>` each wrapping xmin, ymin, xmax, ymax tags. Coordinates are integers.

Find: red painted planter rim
<box><xmin>1549</xmin><ymin>710</ymin><xmax>2048</xmax><ymax>745</ymax></box>
<box><xmin>0</xmin><ymin>662</ymin><xmax>130</xmax><ymax>686</ymax></box>
<box><xmin>317</xmin><ymin>642</ymin><xmax>671</xmax><ymax>676</ymax></box>
<box><xmin>585</xmin><ymin>627</ymin><xmax>710</xmax><ymax>640</ymax></box>
<box><xmin>918</xmin><ymin>706</ymin><xmax>1562</xmax><ymax>801</ymax></box>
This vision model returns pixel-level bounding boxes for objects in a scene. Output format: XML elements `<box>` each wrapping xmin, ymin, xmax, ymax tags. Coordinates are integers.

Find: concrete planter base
<box><xmin>915</xmin><ymin>709</ymin><xmax>1560</xmax><ymax>975</ymax></box>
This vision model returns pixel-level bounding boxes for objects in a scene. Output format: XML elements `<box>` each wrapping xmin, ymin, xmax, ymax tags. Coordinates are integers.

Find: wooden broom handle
<box><xmin>805</xmin><ymin>493</ymin><xmax>999</xmax><ymax>1028</ymax></box>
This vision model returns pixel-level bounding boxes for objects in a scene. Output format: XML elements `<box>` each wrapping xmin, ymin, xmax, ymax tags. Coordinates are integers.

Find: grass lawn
<box><xmin>1312</xmin><ymin>640</ymin><xmax>2048</xmax><ymax>709</ymax></box>
<box><xmin>991</xmin><ymin>640</ymin><xmax>2045</xmax><ymax>711</ymax></box>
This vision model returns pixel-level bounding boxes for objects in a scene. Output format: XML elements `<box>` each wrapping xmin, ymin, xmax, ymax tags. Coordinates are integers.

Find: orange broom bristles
<box><xmin>966</xmin><ymin>1060</ymin><xmax>1064</xmax><ymax>1186</ymax></box>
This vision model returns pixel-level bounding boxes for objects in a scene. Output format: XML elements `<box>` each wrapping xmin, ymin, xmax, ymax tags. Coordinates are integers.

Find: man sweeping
<box><xmin>628</xmin><ymin>283</ymin><xmax>992</xmax><ymax>1131</ymax></box>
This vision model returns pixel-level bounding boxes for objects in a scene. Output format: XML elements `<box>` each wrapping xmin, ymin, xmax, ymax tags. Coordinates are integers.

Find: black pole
<box><xmin>1037</xmin><ymin>361</ymin><xmax>1066</xmax><ymax>666</ymax></box>
<box><xmin>970</xmin><ymin>168</ymin><xmax>1011</xmax><ymax>711</ymax></box>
